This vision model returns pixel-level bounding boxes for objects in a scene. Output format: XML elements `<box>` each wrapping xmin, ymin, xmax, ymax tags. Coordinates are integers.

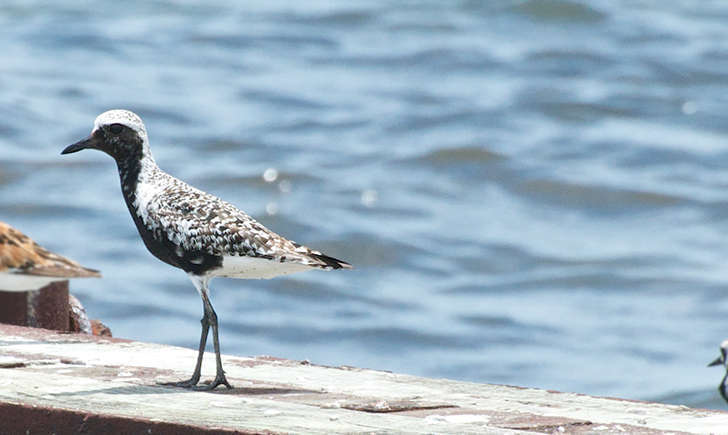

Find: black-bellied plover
<box><xmin>0</xmin><ymin>221</ymin><xmax>100</xmax><ymax>291</ymax></box>
<box><xmin>708</xmin><ymin>339</ymin><xmax>728</xmax><ymax>404</ymax></box>
<box><xmin>62</xmin><ymin>109</ymin><xmax>351</xmax><ymax>390</ymax></box>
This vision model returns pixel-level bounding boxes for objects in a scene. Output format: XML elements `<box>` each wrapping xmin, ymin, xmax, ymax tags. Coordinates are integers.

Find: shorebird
<box><xmin>62</xmin><ymin>109</ymin><xmax>351</xmax><ymax>390</ymax></box>
<box><xmin>0</xmin><ymin>221</ymin><xmax>100</xmax><ymax>291</ymax></box>
<box><xmin>708</xmin><ymin>339</ymin><xmax>728</xmax><ymax>404</ymax></box>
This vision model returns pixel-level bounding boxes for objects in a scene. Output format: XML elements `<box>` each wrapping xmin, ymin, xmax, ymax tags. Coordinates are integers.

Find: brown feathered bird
<box><xmin>0</xmin><ymin>221</ymin><xmax>100</xmax><ymax>291</ymax></box>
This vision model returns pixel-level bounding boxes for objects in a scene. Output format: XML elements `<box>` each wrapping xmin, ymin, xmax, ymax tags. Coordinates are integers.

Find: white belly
<box><xmin>212</xmin><ymin>256</ymin><xmax>312</xmax><ymax>280</ymax></box>
<box><xmin>0</xmin><ymin>272</ymin><xmax>62</xmax><ymax>292</ymax></box>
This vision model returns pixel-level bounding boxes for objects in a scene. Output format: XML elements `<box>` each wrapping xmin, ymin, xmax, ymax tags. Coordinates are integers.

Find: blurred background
<box><xmin>1</xmin><ymin>0</ymin><xmax>727</xmax><ymax>409</ymax></box>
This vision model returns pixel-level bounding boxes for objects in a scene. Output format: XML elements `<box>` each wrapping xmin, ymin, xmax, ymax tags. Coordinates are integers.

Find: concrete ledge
<box><xmin>0</xmin><ymin>323</ymin><xmax>726</xmax><ymax>434</ymax></box>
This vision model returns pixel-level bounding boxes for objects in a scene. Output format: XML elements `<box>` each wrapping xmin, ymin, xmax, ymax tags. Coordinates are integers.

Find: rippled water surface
<box><xmin>2</xmin><ymin>0</ymin><xmax>728</xmax><ymax>409</ymax></box>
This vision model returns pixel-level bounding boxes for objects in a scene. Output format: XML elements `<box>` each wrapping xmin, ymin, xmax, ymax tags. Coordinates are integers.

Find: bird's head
<box><xmin>62</xmin><ymin>110</ymin><xmax>150</xmax><ymax>162</ymax></box>
<box><xmin>708</xmin><ymin>339</ymin><xmax>728</xmax><ymax>368</ymax></box>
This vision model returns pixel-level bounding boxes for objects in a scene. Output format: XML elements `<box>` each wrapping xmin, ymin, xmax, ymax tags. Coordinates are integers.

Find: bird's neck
<box><xmin>116</xmin><ymin>151</ymin><xmax>165</xmax><ymax>239</ymax></box>
<box><xmin>114</xmin><ymin>152</ymin><xmax>182</xmax><ymax>270</ymax></box>
<box><xmin>116</xmin><ymin>150</ymin><xmax>159</xmax><ymax>198</ymax></box>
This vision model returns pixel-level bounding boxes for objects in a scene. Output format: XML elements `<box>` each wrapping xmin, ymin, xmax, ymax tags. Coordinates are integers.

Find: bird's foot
<box><xmin>193</xmin><ymin>374</ymin><xmax>233</xmax><ymax>391</ymax></box>
<box><xmin>158</xmin><ymin>377</ymin><xmax>200</xmax><ymax>388</ymax></box>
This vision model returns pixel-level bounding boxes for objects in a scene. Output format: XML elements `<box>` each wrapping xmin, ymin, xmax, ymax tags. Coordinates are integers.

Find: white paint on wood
<box><xmin>0</xmin><ymin>272</ymin><xmax>60</xmax><ymax>291</ymax></box>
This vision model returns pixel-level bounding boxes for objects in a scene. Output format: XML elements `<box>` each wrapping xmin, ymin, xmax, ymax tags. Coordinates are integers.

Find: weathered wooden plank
<box><xmin>0</xmin><ymin>323</ymin><xmax>725</xmax><ymax>433</ymax></box>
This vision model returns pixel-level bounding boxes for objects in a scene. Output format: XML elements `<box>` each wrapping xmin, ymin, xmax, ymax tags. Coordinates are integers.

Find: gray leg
<box><xmin>160</xmin><ymin>304</ymin><xmax>210</xmax><ymax>387</ymax></box>
<box><xmin>194</xmin><ymin>291</ymin><xmax>232</xmax><ymax>390</ymax></box>
<box><xmin>190</xmin><ymin>314</ymin><xmax>210</xmax><ymax>384</ymax></box>
<box><xmin>161</xmin><ymin>273</ymin><xmax>232</xmax><ymax>390</ymax></box>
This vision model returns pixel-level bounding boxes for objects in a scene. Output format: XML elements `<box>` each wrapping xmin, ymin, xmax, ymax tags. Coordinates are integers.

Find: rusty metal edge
<box><xmin>0</xmin><ymin>401</ymin><xmax>273</xmax><ymax>435</ymax></box>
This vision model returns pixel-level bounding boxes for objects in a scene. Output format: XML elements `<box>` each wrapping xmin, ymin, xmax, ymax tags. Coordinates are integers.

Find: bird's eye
<box><xmin>109</xmin><ymin>124</ymin><xmax>123</xmax><ymax>134</ymax></box>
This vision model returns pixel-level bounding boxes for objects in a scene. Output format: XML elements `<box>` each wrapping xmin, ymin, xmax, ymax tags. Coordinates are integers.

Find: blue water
<box><xmin>1</xmin><ymin>0</ymin><xmax>728</xmax><ymax>410</ymax></box>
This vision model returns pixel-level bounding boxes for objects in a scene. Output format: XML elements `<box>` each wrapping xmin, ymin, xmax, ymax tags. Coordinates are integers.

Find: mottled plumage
<box><xmin>0</xmin><ymin>221</ymin><xmax>100</xmax><ymax>292</ymax></box>
<box><xmin>133</xmin><ymin>163</ymin><xmax>345</xmax><ymax>272</ymax></box>
<box><xmin>62</xmin><ymin>109</ymin><xmax>351</xmax><ymax>390</ymax></box>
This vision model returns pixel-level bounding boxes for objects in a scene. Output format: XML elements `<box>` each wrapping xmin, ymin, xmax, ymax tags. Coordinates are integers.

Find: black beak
<box><xmin>61</xmin><ymin>135</ymin><xmax>97</xmax><ymax>155</ymax></box>
<box><xmin>709</xmin><ymin>356</ymin><xmax>723</xmax><ymax>367</ymax></box>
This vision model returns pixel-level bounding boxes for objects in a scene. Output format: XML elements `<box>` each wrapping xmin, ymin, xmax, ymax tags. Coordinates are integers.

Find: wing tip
<box><xmin>25</xmin><ymin>265</ymin><xmax>102</xmax><ymax>279</ymax></box>
<box><xmin>310</xmin><ymin>253</ymin><xmax>353</xmax><ymax>270</ymax></box>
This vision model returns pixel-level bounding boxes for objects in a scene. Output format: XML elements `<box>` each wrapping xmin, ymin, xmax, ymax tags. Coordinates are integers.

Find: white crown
<box><xmin>93</xmin><ymin>109</ymin><xmax>148</xmax><ymax>140</ymax></box>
